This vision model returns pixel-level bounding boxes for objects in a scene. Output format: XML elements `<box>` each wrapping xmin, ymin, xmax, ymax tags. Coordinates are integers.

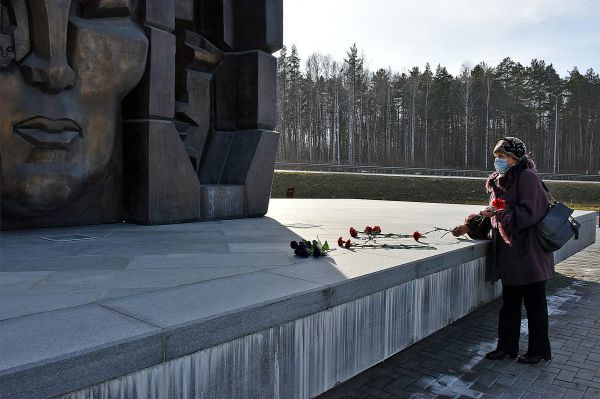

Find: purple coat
<box><xmin>466</xmin><ymin>158</ymin><xmax>554</xmax><ymax>286</ymax></box>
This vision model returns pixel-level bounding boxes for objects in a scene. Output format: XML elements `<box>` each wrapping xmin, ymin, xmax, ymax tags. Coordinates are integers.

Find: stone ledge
<box><xmin>0</xmin><ymin>205</ymin><xmax>595</xmax><ymax>399</ymax></box>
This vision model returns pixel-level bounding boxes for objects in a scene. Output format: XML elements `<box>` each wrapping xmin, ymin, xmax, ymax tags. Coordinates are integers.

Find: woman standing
<box><xmin>452</xmin><ymin>137</ymin><xmax>553</xmax><ymax>364</ymax></box>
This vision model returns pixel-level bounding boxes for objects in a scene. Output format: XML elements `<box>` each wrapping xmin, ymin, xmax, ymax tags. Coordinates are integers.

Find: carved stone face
<box><xmin>0</xmin><ymin>0</ymin><xmax>148</xmax><ymax>217</ymax></box>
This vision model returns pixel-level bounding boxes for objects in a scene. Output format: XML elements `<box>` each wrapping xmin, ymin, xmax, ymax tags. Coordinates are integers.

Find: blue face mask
<box><xmin>494</xmin><ymin>158</ymin><xmax>510</xmax><ymax>173</ymax></box>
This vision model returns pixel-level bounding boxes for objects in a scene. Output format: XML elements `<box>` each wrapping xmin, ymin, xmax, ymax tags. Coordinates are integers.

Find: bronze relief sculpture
<box><xmin>0</xmin><ymin>0</ymin><xmax>283</xmax><ymax>230</ymax></box>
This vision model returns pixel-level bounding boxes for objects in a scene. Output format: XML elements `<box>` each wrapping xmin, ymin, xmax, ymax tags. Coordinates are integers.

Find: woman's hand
<box><xmin>480</xmin><ymin>206</ymin><xmax>496</xmax><ymax>218</ymax></box>
<box><xmin>452</xmin><ymin>224</ymin><xmax>470</xmax><ymax>237</ymax></box>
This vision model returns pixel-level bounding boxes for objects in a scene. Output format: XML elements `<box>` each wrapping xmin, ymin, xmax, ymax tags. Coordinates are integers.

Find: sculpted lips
<box><xmin>14</xmin><ymin>117</ymin><xmax>82</xmax><ymax>149</ymax></box>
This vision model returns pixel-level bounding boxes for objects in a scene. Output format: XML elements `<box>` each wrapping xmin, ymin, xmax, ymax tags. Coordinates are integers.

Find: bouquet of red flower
<box><xmin>290</xmin><ymin>238</ymin><xmax>330</xmax><ymax>258</ymax></box>
<box><xmin>491</xmin><ymin>197</ymin><xmax>507</xmax><ymax>211</ymax></box>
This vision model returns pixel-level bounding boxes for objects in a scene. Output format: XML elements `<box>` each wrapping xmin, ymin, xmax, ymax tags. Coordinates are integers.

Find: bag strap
<box><xmin>514</xmin><ymin>171</ymin><xmax>556</xmax><ymax>206</ymax></box>
<box><xmin>571</xmin><ymin>218</ymin><xmax>580</xmax><ymax>239</ymax></box>
<box><xmin>539</xmin><ymin>179</ymin><xmax>557</xmax><ymax>205</ymax></box>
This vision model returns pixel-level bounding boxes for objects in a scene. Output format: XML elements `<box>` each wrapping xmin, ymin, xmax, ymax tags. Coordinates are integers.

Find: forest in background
<box><xmin>276</xmin><ymin>44</ymin><xmax>600</xmax><ymax>174</ymax></box>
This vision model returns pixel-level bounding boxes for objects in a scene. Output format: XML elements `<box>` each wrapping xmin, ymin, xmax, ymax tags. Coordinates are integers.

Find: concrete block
<box><xmin>233</xmin><ymin>0</ymin><xmax>283</xmax><ymax>53</ymax></box>
<box><xmin>174</xmin><ymin>123</ymin><xmax>208</xmax><ymax>175</ymax></box>
<box><xmin>214</xmin><ymin>51</ymin><xmax>278</xmax><ymax>132</ymax></box>
<box><xmin>80</xmin><ymin>0</ymin><xmax>132</xmax><ymax>18</ymax></box>
<box><xmin>240</xmin><ymin>130</ymin><xmax>279</xmax><ymax>216</ymax></box>
<box><xmin>198</xmin><ymin>131</ymin><xmax>235</xmax><ymax>184</ymax></box>
<box><xmin>235</xmin><ymin>51</ymin><xmax>277</xmax><ymax>130</ymax></box>
<box><xmin>197</xmin><ymin>0</ymin><xmax>234</xmax><ymax>49</ymax></box>
<box><xmin>175</xmin><ymin>0</ymin><xmax>194</xmax><ymax>22</ymax></box>
<box><xmin>220</xmin><ymin>130</ymin><xmax>279</xmax><ymax>216</ymax></box>
<box><xmin>132</xmin><ymin>0</ymin><xmax>175</xmax><ymax>31</ymax></box>
<box><xmin>200</xmin><ymin>185</ymin><xmax>244</xmax><ymax>220</ymax></box>
<box><xmin>175</xmin><ymin>30</ymin><xmax>223</xmax><ymax>76</ymax></box>
<box><xmin>175</xmin><ymin>71</ymin><xmax>212</xmax><ymax>126</ymax></box>
<box><xmin>123</xmin><ymin>120</ymin><xmax>201</xmax><ymax>224</ymax></box>
<box><xmin>123</xmin><ymin>27</ymin><xmax>175</xmax><ymax>119</ymax></box>
<box><xmin>213</xmin><ymin>54</ymin><xmax>237</xmax><ymax>131</ymax></box>
<box><xmin>0</xmin><ymin>304</ymin><xmax>161</xmax><ymax>399</ymax></box>
<box><xmin>174</xmin><ymin>70</ymin><xmax>212</xmax><ymax>173</ymax></box>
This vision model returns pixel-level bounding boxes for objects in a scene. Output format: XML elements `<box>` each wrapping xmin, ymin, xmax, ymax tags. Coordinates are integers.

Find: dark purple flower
<box><xmin>290</xmin><ymin>240</ymin><xmax>299</xmax><ymax>249</ymax></box>
<box><xmin>313</xmin><ymin>247</ymin><xmax>322</xmax><ymax>257</ymax></box>
<box><xmin>299</xmin><ymin>249</ymin><xmax>310</xmax><ymax>258</ymax></box>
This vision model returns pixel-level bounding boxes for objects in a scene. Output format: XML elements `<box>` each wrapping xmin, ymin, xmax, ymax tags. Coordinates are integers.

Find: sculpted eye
<box><xmin>80</xmin><ymin>0</ymin><xmax>131</xmax><ymax>18</ymax></box>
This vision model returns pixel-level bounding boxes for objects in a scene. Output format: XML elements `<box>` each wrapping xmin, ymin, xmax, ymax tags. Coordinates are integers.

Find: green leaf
<box><xmin>322</xmin><ymin>241</ymin><xmax>330</xmax><ymax>252</ymax></box>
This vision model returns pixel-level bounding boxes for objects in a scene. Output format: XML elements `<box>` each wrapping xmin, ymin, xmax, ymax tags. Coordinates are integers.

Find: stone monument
<box><xmin>0</xmin><ymin>0</ymin><xmax>282</xmax><ymax>230</ymax></box>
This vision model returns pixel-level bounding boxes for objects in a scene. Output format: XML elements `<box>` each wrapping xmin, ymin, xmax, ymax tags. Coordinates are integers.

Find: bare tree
<box><xmin>456</xmin><ymin>64</ymin><xmax>478</xmax><ymax>167</ymax></box>
<box><xmin>421</xmin><ymin>64</ymin><xmax>433</xmax><ymax>166</ymax></box>
<box><xmin>406</xmin><ymin>67</ymin><xmax>420</xmax><ymax>165</ymax></box>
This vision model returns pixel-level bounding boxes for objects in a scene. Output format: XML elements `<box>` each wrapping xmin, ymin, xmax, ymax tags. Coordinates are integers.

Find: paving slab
<box><xmin>101</xmin><ymin>271</ymin><xmax>322</xmax><ymax>328</ymax></box>
<box><xmin>0</xmin><ymin>304</ymin><xmax>161</xmax><ymax>399</ymax></box>
<box><xmin>0</xmin><ymin>289</ymin><xmax>104</xmax><ymax>321</ymax></box>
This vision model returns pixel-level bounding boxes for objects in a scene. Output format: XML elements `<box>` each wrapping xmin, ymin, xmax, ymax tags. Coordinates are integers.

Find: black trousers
<box><xmin>497</xmin><ymin>280</ymin><xmax>551</xmax><ymax>357</ymax></box>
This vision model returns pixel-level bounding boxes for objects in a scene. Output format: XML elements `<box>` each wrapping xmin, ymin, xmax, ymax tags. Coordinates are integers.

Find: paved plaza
<box><xmin>318</xmin><ymin>227</ymin><xmax>600</xmax><ymax>399</ymax></box>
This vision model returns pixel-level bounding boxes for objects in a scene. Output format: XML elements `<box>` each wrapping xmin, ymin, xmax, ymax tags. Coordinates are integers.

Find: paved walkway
<box><xmin>318</xmin><ymin>228</ymin><xmax>600</xmax><ymax>399</ymax></box>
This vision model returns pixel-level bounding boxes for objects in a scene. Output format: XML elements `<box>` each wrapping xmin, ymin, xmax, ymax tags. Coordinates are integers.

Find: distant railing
<box><xmin>275</xmin><ymin>162</ymin><xmax>600</xmax><ymax>182</ymax></box>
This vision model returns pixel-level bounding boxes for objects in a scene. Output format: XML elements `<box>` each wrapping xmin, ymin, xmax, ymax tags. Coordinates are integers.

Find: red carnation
<box><xmin>350</xmin><ymin>227</ymin><xmax>358</xmax><ymax>237</ymax></box>
<box><xmin>373</xmin><ymin>226</ymin><xmax>382</xmax><ymax>234</ymax></box>
<box><xmin>413</xmin><ymin>231</ymin><xmax>422</xmax><ymax>241</ymax></box>
<box><xmin>337</xmin><ymin>237</ymin><xmax>344</xmax><ymax>247</ymax></box>
<box><xmin>364</xmin><ymin>226</ymin><xmax>373</xmax><ymax>234</ymax></box>
<box><xmin>491</xmin><ymin>197</ymin><xmax>506</xmax><ymax>211</ymax></box>
<box><xmin>345</xmin><ymin>239</ymin><xmax>351</xmax><ymax>249</ymax></box>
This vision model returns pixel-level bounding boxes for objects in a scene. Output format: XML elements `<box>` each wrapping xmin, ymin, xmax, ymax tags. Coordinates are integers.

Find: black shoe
<box><xmin>517</xmin><ymin>353</ymin><xmax>551</xmax><ymax>364</ymax></box>
<box><xmin>485</xmin><ymin>349</ymin><xmax>517</xmax><ymax>360</ymax></box>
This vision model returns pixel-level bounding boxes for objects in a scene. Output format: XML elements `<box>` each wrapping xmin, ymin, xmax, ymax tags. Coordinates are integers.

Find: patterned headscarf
<box><xmin>493</xmin><ymin>137</ymin><xmax>526</xmax><ymax>160</ymax></box>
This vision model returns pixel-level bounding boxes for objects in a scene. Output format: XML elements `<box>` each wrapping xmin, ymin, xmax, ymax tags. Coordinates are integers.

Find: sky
<box><xmin>283</xmin><ymin>0</ymin><xmax>600</xmax><ymax>77</ymax></box>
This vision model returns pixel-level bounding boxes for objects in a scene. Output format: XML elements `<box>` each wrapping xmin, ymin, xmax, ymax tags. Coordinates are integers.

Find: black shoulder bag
<box><xmin>534</xmin><ymin>181</ymin><xmax>580</xmax><ymax>252</ymax></box>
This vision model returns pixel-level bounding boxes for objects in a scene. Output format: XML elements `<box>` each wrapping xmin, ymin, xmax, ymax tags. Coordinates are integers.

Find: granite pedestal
<box><xmin>0</xmin><ymin>200</ymin><xmax>596</xmax><ymax>398</ymax></box>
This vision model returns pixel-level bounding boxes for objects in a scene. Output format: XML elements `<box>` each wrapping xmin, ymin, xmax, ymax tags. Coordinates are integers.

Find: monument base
<box><xmin>0</xmin><ymin>200</ymin><xmax>596</xmax><ymax>399</ymax></box>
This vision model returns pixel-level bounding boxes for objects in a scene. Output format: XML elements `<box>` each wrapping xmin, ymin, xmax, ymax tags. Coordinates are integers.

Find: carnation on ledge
<box><xmin>337</xmin><ymin>225</ymin><xmax>453</xmax><ymax>251</ymax></box>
